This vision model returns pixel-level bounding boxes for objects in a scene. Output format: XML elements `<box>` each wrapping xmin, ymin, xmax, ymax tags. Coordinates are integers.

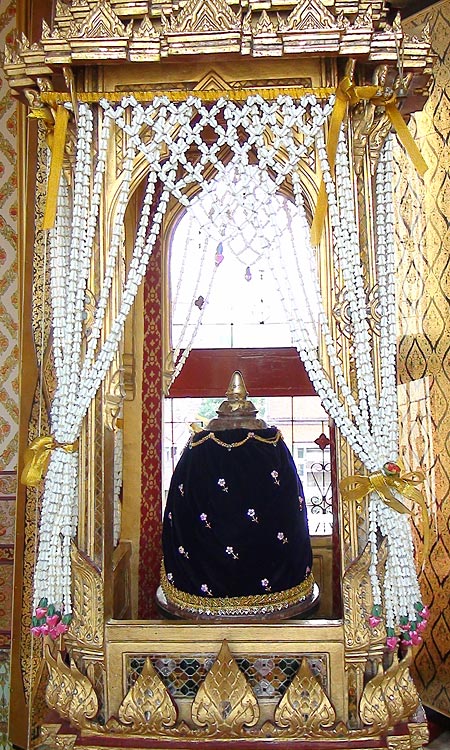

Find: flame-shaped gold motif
<box><xmin>274</xmin><ymin>657</ymin><xmax>336</xmax><ymax>733</ymax></box>
<box><xmin>359</xmin><ymin>651</ymin><xmax>419</xmax><ymax>732</ymax></box>
<box><xmin>44</xmin><ymin>645</ymin><xmax>98</xmax><ymax>729</ymax></box>
<box><xmin>118</xmin><ymin>657</ymin><xmax>177</xmax><ymax>731</ymax></box>
<box><xmin>191</xmin><ymin>640</ymin><xmax>259</xmax><ymax>734</ymax></box>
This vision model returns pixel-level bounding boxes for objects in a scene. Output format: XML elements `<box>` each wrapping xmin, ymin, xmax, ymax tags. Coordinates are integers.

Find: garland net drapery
<box><xmin>34</xmin><ymin>93</ymin><xmax>425</xmax><ymax>645</ymax></box>
<box><xmin>169</xmin><ymin>160</ymin><xmax>321</xmax><ymax>382</ymax></box>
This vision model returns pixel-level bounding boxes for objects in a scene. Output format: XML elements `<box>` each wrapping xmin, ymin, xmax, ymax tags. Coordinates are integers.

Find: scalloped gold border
<box><xmin>160</xmin><ymin>562</ymin><xmax>315</xmax><ymax>616</ymax></box>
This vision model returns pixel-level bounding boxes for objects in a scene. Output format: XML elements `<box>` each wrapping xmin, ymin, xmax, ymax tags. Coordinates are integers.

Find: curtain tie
<box><xmin>21</xmin><ymin>435</ymin><xmax>78</xmax><ymax>488</ymax></box>
<box><xmin>339</xmin><ymin>462</ymin><xmax>430</xmax><ymax>564</ymax></box>
<box><xmin>311</xmin><ymin>76</ymin><xmax>428</xmax><ymax>246</ymax></box>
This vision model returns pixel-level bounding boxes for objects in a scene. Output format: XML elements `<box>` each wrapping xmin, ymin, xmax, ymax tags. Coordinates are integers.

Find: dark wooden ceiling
<box><xmin>390</xmin><ymin>0</ymin><xmax>438</xmax><ymax>17</ymax></box>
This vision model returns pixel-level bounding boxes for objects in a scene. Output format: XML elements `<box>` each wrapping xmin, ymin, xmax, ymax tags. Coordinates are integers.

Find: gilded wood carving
<box><xmin>274</xmin><ymin>657</ymin><xmax>336</xmax><ymax>734</ymax></box>
<box><xmin>3</xmin><ymin>0</ymin><xmax>432</xmax><ymax>91</ymax></box>
<box><xmin>117</xmin><ymin>657</ymin><xmax>177</xmax><ymax>732</ymax></box>
<box><xmin>44</xmin><ymin>646</ymin><xmax>99</xmax><ymax>728</ymax></box>
<box><xmin>359</xmin><ymin>652</ymin><xmax>420</xmax><ymax>732</ymax></box>
<box><xmin>6</xmin><ymin>0</ymin><xmax>436</xmax><ymax>745</ymax></box>
<box><xmin>69</xmin><ymin>544</ymin><xmax>104</xmax><ymax>649</ymax></box>
<box><xmin>342</xmin><ymin>542</ymin><xmax>386</xmax><ymax>652</ymax></box>
<box><xmin>191</xmin><ymin>640</ymin><xmax>259</xmax><ymax>734</ymax></box>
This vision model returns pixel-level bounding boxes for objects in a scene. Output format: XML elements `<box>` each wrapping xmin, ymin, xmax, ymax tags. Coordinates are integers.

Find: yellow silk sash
<box><xmin>41</xmin><ymin>104</ymin><xmax>70</xmax><ymax>231</ymax></box>
<box><xmin>310</xmin><ymin>76</ymin><xmax>428</xmax><ymax>246</ymax></box>
<box><xmin>21</xmin><ymin>435</ymin><xmax>78</xmax><ymax>488</ymax></box>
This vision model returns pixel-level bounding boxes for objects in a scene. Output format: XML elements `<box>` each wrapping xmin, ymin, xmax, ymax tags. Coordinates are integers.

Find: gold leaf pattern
<box><xmin>36</xmin><ymin>724</ymin><xmax>78</xmax><ymax>749</ymax></box>
<box><xmin>191</xmin><ymin>640</ymin><xmax>259</xmax><ymax>734</ymax></box>
<box><xmin>342</xmin><ymin>542</ymin><xmax>386</xmax><ymax>651</ymax></box>
<box><xmin>359</xmin><ymin>652</ymin><xmax>419</xmax><ymax>732</ymax></box>
<box><xmin>274</xmin><ymin>657</ymin><xmax>336</xmax><ymax>733</ymax></box>
<box><xmin>118</xmin><ymin>657</ymin><xmax>177</xmax><ymax>731</ymax></box>
<box><xmin>69</xmin><ymin>543</ymin><xmax>104</xmax><ymax>648</ymax></box>
<box><xmin>359</xmin><ymin>663</ymin><xmax>391</xmax><ymax>730</ymax></box>
<box><xmin>44</xmin><ymin>646</ymin><xmax>98</xmax><ymax>729</ymax></box>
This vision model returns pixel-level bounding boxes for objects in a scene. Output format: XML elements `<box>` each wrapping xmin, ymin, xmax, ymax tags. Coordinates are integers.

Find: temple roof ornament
<box><xmin>3</xmin><ymin>0</ymin><xmax>433</xmax><ymax>94</ymax></box>
<box><xmin>166</xmin><ymin>0</ymin><xmax>241</xmax><ymax>33</ymax></box>
<box><xmin>279</xmin><ymin>0</ymin><xmax>339</xmax><ymax>31</ymax></box>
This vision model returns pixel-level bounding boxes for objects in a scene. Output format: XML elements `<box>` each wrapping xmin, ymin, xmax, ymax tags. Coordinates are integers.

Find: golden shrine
<box><xmin>2</xmin><ymin>0</ymin><xmax>440</xmax><ymax>748</ymax></box>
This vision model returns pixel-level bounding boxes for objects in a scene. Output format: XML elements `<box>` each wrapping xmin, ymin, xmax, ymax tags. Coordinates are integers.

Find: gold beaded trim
<box><xmin>189</xmin><ymin>429</ymin><xmax>283</xmax><ymax>450</ymax></box>
<box><xmin>160</xmin><ymin>562</ymin><xmax>315</xmax><ymax>616</ymax></box>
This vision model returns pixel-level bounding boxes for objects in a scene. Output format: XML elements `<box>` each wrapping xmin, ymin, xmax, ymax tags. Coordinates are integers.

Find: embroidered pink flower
<box><xmin>261</xmin><ymin>578</ymin><xmax>271</xmax><ymax>591</ymax></box>
<box><xmin>218</xmin><ymin>478</ymin><xmax>228</xmax><ymax>492</ymax></box>
<box><xmin>178</xmin><ymin>546</ymin><xmax>189</xmax><ymax>558</ymax></box>
<box><xmin>271</xmin><ymin>470</ymin><xmax>280</xmax><ymax>485</ymax></box>
<box><xmin>277</xmin><ymin>532</ymin><xmax>288</xmax><ymax>544</ymax></box>
<box><xmin>226</xmin><ymin>546</ymin><xmax>238</xmax><ymax>559</ymax></box>
<box><xmin>247</xmin><ymin>508</ymin><xmax>258</xmax><ymax>523</ymax></box>
<box><xmin>200</xmin><ymin>513</ymin><xmax>211</xmax><ymax>528</ymax></box>
<box><xmin>178</xmin><ymin>484</ymin><xmax>184</xmax><ymax>496</ymax></box>
<box><xmin>201</xmin><ymin>584</ymin><xmax>213</xmax><ymax>596</ymax></box>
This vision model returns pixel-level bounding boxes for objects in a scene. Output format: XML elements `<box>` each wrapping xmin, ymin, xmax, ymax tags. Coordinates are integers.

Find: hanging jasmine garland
<box><xmin>24</xmin><ymin>93</ymin><xmax>428</xmax><ymax>647</ymax></box>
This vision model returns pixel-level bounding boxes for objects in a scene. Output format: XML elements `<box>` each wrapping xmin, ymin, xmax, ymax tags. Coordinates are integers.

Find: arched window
<box><xmin>163</xmin><ymin>163</ymin><xmax>334</xmax><ymax>536</ymax></box>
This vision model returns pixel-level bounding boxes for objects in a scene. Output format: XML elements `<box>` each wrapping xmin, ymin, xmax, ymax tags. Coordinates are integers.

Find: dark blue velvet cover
<box><xmin>161</xmin><ymin>427</ymin><xmax>313</xmax><ymax>599</ymax></box>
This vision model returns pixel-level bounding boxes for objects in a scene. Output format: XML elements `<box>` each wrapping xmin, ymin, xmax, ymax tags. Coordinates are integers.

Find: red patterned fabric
<box><xmin>139</xmin><ymin>235</ymin><xmax>163</xmax><ymax>618</ymax></box>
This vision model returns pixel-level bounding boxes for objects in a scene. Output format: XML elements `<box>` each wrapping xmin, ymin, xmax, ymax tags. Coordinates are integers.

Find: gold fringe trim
<box><xmin>189</xmin><ymin>429</ymin><xmax>282</xmax><ymax>450</ymax></box>
<box><xmin>160</xmin><ymin>562</ymin><xmax>315</xmax><ymax>616</ymax></box>
<box><xmin>40</xmin><ymin>87</ymin><xmax>335</xmax><ymax>105</ymax></box>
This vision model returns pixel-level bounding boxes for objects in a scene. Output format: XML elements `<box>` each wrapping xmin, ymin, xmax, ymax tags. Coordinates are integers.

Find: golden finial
<box><xmin>206</xmin><ymin>371</ymin><xmax>267</xmax><ymax>431</ymax></box>
<box><xmin>225</xmin><ymin>371</ymin><xmax>249</xmax><ymax>402</ymax></box>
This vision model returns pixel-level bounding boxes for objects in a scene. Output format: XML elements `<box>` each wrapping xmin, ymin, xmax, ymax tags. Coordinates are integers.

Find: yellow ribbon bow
<box><xmin>21</xmin><ymin>435</ymin><xmax>78</xmax><ymax>488</ymax></box>
<box><xmin>310</xmin><ymin>76</ymin><xmax>428</xmax><ymax>246</ymax></box>
<box><xmin>339</xmin><ymin>463</ymin><xmax>430</xmax><ymax>563</ymax></box>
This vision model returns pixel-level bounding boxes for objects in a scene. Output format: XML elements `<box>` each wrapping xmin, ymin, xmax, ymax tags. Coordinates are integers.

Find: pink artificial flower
<box><xmin>46</xmin><ymin>614</ymin><xmax>60</xmax><ymax>628</ymax></box>
<box><xmin>410</xmin><ymin>631</ymin><xmax>423</xmax><ymax>646</ymax></box>
<box><xmin>39</xmin><ymin>623</ymin><xmax>49</xmax><ymax>636</ymax></box>
<box><xmin>369</xmin><ymin>615</ymin><xmax>382</xmax><ymax>628</ymax></box>
<box><xmin>35</xmin><ymin>607</ymin><xmax>48</xmax><ymax>619</ymax></box>
<box><xmin>31</xmin><ymin>626</ymin><xmax>43</xmax><ymax>636</ymax></box>
<box><xmin>416</xmin><ymin>620</ymin><xmax>427</xmax><ymax>633</ymax></box>
<box><xmin>401</xmin><ymin>638</ymin><xmax>412</xmax><ymax>647</ymax></box>
<box><xmin>386</xmin><ymin>636</ymin><xmax>399</xmax><ymax>651</ymax></box>
<box><xmin>399</xmin><ymin>622</ymin><xmax>411</xmax><ymax>631</ymax></box>
<box><xmin>420</xmin><ymin>606</ymin><xmax>430</xmax><ymax>620</ymax></box>
<box><xmin>54</xmin><ymin>621</ymin><xmax>69</xmax><ymax>636</ymax></box>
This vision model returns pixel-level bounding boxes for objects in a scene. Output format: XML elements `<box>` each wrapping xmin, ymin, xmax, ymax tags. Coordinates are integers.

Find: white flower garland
<box><xmin>113</xmin><ymin>425</ymin><xmax>123</xmax><ymax>548</ymax></box>
<box><xmin>34</xmin><ymin>95</ymin><xmax>424</xmax><ymax>647</ymax></box>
